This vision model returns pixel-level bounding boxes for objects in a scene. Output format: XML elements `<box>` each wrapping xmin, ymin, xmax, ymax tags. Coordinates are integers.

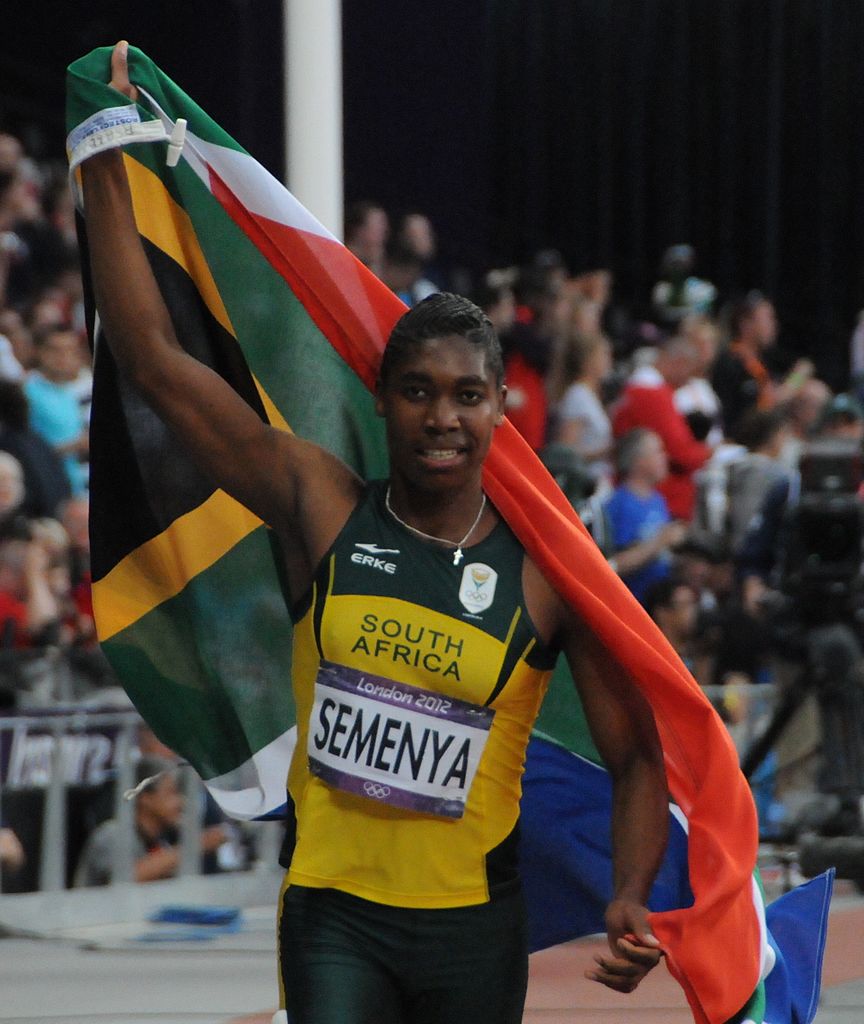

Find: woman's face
<box><xmin>375</xmin><ymin>335</ymin><xmax>505</xmax><ymax>494</ymax></box>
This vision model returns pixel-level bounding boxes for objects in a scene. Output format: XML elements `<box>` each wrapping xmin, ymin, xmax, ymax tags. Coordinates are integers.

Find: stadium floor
<box><xmin>2</xmin><ymin>887</ymin><xmax>863</xmax><ymax>1023</ymax></box>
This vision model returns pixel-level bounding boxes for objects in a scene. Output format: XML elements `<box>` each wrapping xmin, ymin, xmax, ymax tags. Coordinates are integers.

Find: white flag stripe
<box><xmin>204</xmin><ymin>726</ymin><xmax>297</xmax><ymax>819</ymax></box>
<box><xmin>192</xmin><ymin>134</ymin><xmax>338</xmax><ymax>242</ymax></box>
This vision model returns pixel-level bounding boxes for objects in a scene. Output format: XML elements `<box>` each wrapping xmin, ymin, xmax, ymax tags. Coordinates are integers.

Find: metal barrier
<box><xmin>0</xmin><ymin>681</ymin><xmax>779</xmax><ymax>897</ymax></box>
<box><xmin>0</xmin><ymin>706</ymin><xmax>209</xmax><ymax>894</ymax></box>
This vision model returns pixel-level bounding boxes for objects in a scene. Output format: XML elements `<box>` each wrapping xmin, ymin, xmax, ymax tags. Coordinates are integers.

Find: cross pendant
<box><xmin>453</xmin><ymin>548</ymin><xmax>463</xmax><ymax>566</ymax></box>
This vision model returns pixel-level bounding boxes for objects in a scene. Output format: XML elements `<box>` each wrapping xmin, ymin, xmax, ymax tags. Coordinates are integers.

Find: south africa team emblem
<box><xmin>458</xmin><ymin>562</ymin><xmax>498</xmax><ymax>614</ymax></box>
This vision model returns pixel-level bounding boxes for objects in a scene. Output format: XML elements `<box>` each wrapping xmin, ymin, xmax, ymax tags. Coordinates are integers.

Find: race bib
<box><xmin>308</xmin><ymin>661</ymin><xmax>495</xmax><ymax>819</ymax></box>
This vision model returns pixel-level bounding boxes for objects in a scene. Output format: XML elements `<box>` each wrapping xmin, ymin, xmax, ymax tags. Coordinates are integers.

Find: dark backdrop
<box><xmin>482</xmin><ymin>0</ymin><xmax>864</xmax><ymax>385</ymax></box>
<box><xmin>4</xmin><ymin>2</ymin><xmax>864</xmax><ymax>385</ymax></box>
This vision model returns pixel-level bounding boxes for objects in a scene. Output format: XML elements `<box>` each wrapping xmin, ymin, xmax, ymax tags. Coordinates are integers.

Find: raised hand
<box><xmin>109</xmin><ymin>40</ymin><xmax>139</xmax><ymax>103</ymax></box>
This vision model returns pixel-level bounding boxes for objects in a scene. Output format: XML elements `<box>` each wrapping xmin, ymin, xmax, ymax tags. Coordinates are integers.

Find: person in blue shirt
<box><xmin>604</xmin><ymin>429</ymin><xmax>687</xmax><ymax>604</ymax></box>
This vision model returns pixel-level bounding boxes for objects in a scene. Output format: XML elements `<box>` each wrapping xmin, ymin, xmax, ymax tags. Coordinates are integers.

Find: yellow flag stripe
<box><xmin>124</xmin><ymin>154</ymin><xmax>235</xmax><ymax>337</ymax></box>
<box><xmin>123</xmin><ymin>155</ymin><xmax>291</xmax><ymax>436</ymax></box>
<box><xmin>92</xmin><ymin>160</ymin><xmax>294</xmax><ymax>641</ymax></box>
<box><xmin>93</xmin><ymin>489</ymin><xmax>264</xmax><ymax>641</ymax></box>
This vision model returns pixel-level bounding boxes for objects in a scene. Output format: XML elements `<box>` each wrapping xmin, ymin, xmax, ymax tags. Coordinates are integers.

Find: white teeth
<box><xmin>422</xmin><ymin>449</ymin><xmax>458</xmax><ymax>460</ymax></box>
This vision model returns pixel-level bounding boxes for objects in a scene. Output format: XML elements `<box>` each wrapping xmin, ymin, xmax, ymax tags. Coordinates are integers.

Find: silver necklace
<box><xmin>385</xmin><ymin>485</ymin><xmax>487</xmax><ymax>566</ymax></box>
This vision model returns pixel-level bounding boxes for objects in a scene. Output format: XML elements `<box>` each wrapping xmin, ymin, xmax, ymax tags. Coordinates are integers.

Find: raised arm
<box><xmin>560</xmin><ymin>613</ymin><xmax>668</xmax><ymax>992</ymax></box>
<box><xmin>80</xmin><ymin>43</ymin><xmax>362</xmax><ymax>594</ymax></box>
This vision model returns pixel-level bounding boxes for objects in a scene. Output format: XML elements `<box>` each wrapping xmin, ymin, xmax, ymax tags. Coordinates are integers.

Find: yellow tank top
<box><xmin>284</xmin><ymin>481</ymin><xmax>557</xmax><ymax>908</ymax></box>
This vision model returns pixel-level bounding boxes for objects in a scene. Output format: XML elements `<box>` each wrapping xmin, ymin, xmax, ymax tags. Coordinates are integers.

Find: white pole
<box><xmin>283</xmin><ymin>0</ymin><xmax>344</xmax><ymax>240</ymax></box>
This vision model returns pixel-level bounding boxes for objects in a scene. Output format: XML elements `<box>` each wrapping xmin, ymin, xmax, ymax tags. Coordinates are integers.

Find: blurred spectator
<box><xmin>74</xmin><ymin>756</ymin><xmax>184</xmax><ymax>886</ymax></box>
<box><xmin>473</xmin><ymin>275</ymin><xmax>517</xmax><ymax>337</ymax></box>
<box><xmin>0</xmin><ymin>536</ymin><xmax>61</xmax><ymax>649</ymax></box>
<box><xmin>0</xmin><ymin>322</ymin><xmax>25</xmax><ymax>383</ymax></box>
<box><xmin>0</xmin><ymin>451</ymin><xmax>28</xmax><ymax>540</ymax></box>
<box><xmin>59</xmin><ymin>496</ymin><xmax>92</xmax><ymax>628</ymax></box>
<box><xmin>651</xmin><ymin>244</ymin><xmax>717</xmax><ymax>328</ymax></box>
<box><xmin>0</xmin><ymin>380</ymin><xmax>71</xmax><ymax>518</ymax></box>
<box><xmin>0</xmin><ymin>309</ymin><xmax>34</xmax><ymax>371</ymax></box>
<box><xmin>344</xmin><ymin>200</ymin><xmax>389</xmax><ymax>278</ymax></box>
<box><xmin>476</xmin><ymin>271</ymin><xmax>553</xmax><ymax>447</ymax></box>
<box><xmin>380</xmin><ymin>239</ymin><xmax>425</xmax><ymax>308</ymax></box>
<box><xmin>643</xmin><ymin>577</ymin><xmax>699</xmax><ymax>671</ymax></box>
<box><xmin>675</xmin><ymin>316</ymin><xmax>724</xmax><ymax>446</ymax></box>
<box><xmin>611</xmin><ymin>338</ymin><xmax>711</xmax><ymax>520</ymax></box>
<box><xmin>0</xmin><ymin>135</ymin><xmax>73</xmax><ymax>311</ymax></box>
<box><xmin>550</xmin><ymin>331</ymin><xmax>614</xmax><ymax>488</ymax></box>
<box><xmin>396</xmin><ymin>211</ymin><xmax>442</xmax><ymax>298</ymax></box>
<box><xmin>739</xmin><ymin>394</ymin><xmax>864</xmax><ymax>590</ymax></box>
<box><xmin>0</xmin><ymin>825</ymin><xmax>25</xmax><ymax>876</ymax></box>
<box><xmin>604</xmin><ymin>429</ymin><xmax>687</xmax><ymax>604</ymax></box>
<box><xmin>137</xmin><ymin>725</ymin><xmax>244</xmax><ymax>874</ymax></box>
<box><xmin>25</xmin><ymin>325</ymin><xmax>89</xmax><ymax>495</ymax></box>
<box><xmin>817</xmin><ymin>391</ymin><xmax>864</xmax><ymax>442</ymax></box>
<box><xmin>712</xmin><ymin>292</ymin><xmax>814</xmax><ymax>436</ymax></box>
<box><xmin>500</xmin><ymin>265</ymin><xmax>561</xmax><ymax>449</ymax></box>
<box><xmin>781</xmin><ymin>377</ymin><xmax>832</xmax><ymax>470</ymax></box>
<box><xmin>693</xmin><ymin>408</ymin><xmax>792</xmax><ymax>554</ymax></box>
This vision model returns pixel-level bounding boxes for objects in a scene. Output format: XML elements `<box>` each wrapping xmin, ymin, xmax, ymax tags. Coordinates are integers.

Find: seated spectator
<box><xmin>551</xmin><ymin>330</ymin><xmax>614</xmax><ymax>489</ymax></box>
<box><xmin>0</xmin><ymin>536</ymin><xmax>61</xmax><ymax>649</ymax></box>
<box><xmin>74</xmin><ymin>756</ymin><xmax>184</xmax><ymax>886</ymax></box>
<box><xmin>693</xmin><ymin>408</ymin><xmax>792</xmax><ymax>554</ymax></box>
<box><xmin>0</xmin><ymin>451</ymin><xmax>29</xmax><ymax>540</ymax></box>
<box><xmin>604</xmin><ymin>429</ymin><xmax>687</xmax><ymax>604</ymax></box>
<box><xmin>0</xmin><ymin>381</ymin><xmax>71</xmax><ymax>518</ymax></box>
<box><xmin>137</xmin><ymin>725</ymin><xmax>244</xmax><ymax>874</ymax></box>
<box><xmin>59</xmin><ymin>496</ymin><xmax>91</xmax><ymax>620</ymax></box>
<box><xmin>643</xmin><ymin>577</ymin><xmax>699</xmax><ymax>673</ymax></box>
<box><xmin>24</xmin><ymin>325</ymin><xmax>89</xmax><ymax>495</ymax></box>
<box><xmin>611</xmin><ymin>337</ymin><xmax>711</xmax><ymax>519</ymax></box>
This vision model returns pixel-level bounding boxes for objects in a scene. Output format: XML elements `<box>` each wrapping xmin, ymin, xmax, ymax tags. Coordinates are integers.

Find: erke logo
<box><xmin>351</xmin><ymin>543</ymin><xmax>399</xmax><ymax>575</ymax></box>
<box><xmin>459</xmin><ymin>562</ymin><xmax>498</xmax><ymax>614</ymax></box>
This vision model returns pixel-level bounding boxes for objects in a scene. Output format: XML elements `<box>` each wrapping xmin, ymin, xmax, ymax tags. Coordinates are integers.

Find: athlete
<box><xmin>80</xmin><ymin>40</ymin><xmax>668</xmax><ymax>1024</ymax></box>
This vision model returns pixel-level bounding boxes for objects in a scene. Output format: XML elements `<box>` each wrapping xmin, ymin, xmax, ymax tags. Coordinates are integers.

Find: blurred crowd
<box><xmin>0</xmin><ymin>131</ymin><xmax>103</xmax><ymax>711</ymax></box>
<box><xmin>2</xmin><ymin>132</ymin><xmax>864</xmax><ymax>890</ymax></box>
<box><xmin>348</xmin><ymin>201</ymin><xmax>864</xmax><ymax>843</ymax></box>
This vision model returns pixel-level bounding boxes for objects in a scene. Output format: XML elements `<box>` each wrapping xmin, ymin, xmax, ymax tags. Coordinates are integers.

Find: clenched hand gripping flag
<box><xmin>67</xmin><ymin>47</ymin><xmax>831</xmax><ymax>1024</ymax></box>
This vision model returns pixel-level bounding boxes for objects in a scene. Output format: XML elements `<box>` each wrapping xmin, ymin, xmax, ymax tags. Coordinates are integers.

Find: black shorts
<box><xmin>278</xmin><ymin>883</ymin><xmax>529</xmax><ymax>1024</ymax></box>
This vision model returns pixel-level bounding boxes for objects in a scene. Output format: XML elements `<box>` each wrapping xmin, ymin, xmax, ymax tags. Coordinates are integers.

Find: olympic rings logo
<box><xmin>363</xmin><ymin>782</ymin><xmax>391</xmax><ymax>800</ymax></box>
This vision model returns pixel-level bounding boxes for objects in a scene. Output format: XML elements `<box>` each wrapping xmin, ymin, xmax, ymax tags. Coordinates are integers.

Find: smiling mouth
<box><xmin>418</xmin><ymin>448</ymin><xmax>466</xmax><ymax>461</ymax></box>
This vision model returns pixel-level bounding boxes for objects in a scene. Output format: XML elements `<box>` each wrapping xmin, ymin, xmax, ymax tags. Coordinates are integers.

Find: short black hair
<box><xmin>643</xmin><ymin>576</ymin><xmax>688</xmax><ymax>619</ymax></box>
<box><xmin>378</xmin><ymin>292</ymin><xmax>504</xmax><ymax>387</ymax></box>
<box><xmin>136</xmin><ymin>755</ymin><xmax>176</xmax><ymax>794</ymax></box>
<box><xmin>729</xmin><ymin>290</ymin><xmax>770</xmax><ymax>337</ymax></box>
<box><xmin>733</xmin><ymin>407</ymin><xmax>788</xmax><ymax>450</ymax></box>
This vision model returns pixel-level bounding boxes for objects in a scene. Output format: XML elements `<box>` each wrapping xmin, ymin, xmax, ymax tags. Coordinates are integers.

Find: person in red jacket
<box><xmin>612</xmin><ymin>339</ymin><xmax>711</xmax><ymax>520</ymax></box>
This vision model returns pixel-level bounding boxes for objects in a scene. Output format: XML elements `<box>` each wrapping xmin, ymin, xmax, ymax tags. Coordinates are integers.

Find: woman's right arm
<box><xmin>80</xmin><ymin>44</ymin><xmax>362</xmax><ymax>566</ymax></box>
